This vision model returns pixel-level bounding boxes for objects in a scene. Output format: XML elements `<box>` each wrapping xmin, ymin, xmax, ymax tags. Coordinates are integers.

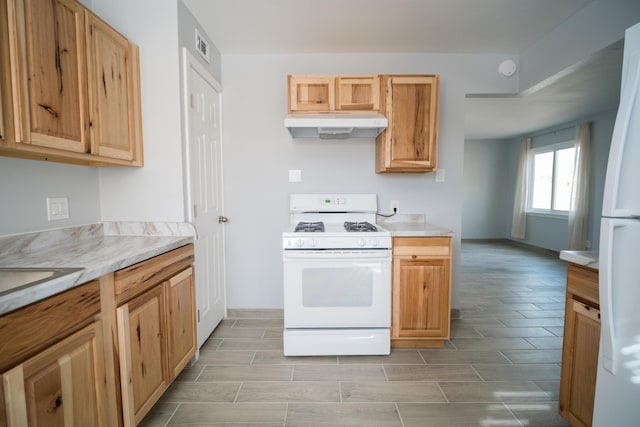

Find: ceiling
<box><xmin>466</xmin><ymin>44</ymin><xmax>622</xmax><ymax>139</ymax></box>
<box><xmin>183</xmin><ymin>0</ymin><xmax>623</xmax><ymax>140</ymax></box>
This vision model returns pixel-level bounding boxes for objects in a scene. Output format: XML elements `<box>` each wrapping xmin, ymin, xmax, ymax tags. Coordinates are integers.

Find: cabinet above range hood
<box><xmin>284</xmin><ymin>113</ymin><xmax>388</xmax><ymax>139</ymax></box>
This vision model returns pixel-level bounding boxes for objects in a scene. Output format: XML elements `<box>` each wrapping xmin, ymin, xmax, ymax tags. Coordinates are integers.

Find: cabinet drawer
<box><xmin>0</xmin><ymin>280</ymin><xmax>100</xmax><ymax>372</ymax></box>
<box><xmin>393</xmin><ymin>237</ymin><xmax>451</xmax><ymax>257</ymax></box>
<box><xmin>566</xmin><ymin>263</ymin><xmax>599</xmax><ymax>306</ymax></box>
<box><xmin>114</xmin><ymin>244</ymin><xmax>194</xmax><ymax>304</ymax></box>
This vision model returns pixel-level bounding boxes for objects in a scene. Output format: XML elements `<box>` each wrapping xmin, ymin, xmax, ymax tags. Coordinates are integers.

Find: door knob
<box><xmin>218</xmin><ymin>216</ymin><xmax>229</xmax><ymax>223</ymax></box>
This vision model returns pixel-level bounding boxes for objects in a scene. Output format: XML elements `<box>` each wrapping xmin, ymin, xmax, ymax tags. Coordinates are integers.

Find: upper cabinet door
<box><xmin>376</xmin><ymin>75</ymin><xmax>440</xmax><ymax>173</ymax></box>
<box><xmin>8</xmin><ymin>0</ymin><xmax>89</xmax><ymax>153</ymax></box>
<box><xmin>288</xmin><ymin>75</ymin><xmax>335</xmax><ymax>112</ymax></box>
<box><xmin>336</xmin><ymin>76</ymin><xmax>380</xmax><ymax>111</ymax></box>
<box><xmin>86</xmin><ymin>12</ymin><xmax>142</xmax><ymax>163</ymax></box>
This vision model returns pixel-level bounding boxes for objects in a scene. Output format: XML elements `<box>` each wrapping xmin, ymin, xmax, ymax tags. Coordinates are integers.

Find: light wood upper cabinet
<box><xmin>288</xmin><ymin>75</ymin><xmax>380</xmax><ymax>113</ymax></box>
<box><xmin>559</xmin><ymin>263</ymin><xmax>600</xmax><ymax>427</ymax></box>
<box><xmin>336</xmin><ymin>76</ymin><xmax>380</xmax><ymax>111</ymax></box>
<box><xmin>376</xmin><ymin>75</ymin><xmax>439</xmax><ymax>173</ymax></box>
<box><xmin>288</xmin><ymin>75</ymin><xmax>335</xmax><ymax>112</ymax></box>
<box><xmin>9</xmin><ymin>0</ymin><xmax>89</xmax><ymax>153</ymax></box>
<box><xmin>391</xmin><ymin>237</ymin><xmax>451</xmax><ymax>348</ymax></box>
<box><xmin>0</xmin><ymin>0</ymin><xmax>143</xmax><ymax>166</ymax></box>
<box><xmin>0</xmin><ymin>57</ymin><xmax>5</xmax><ymax>144</ymax></box>
<box><xmin>87</xmin><ymin>12</ymin><xmax>142</xmax><ymax>162</ymax></box>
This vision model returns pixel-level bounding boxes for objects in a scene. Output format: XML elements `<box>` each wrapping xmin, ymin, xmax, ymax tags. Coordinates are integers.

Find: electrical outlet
<box><xmin>390</xmin><ymin>200</ymin><xmax>399</xmax><ymax>212</ymax></box>
<box><xmin>46</xmin><ymin>197</ymin><xmax>69</xmax><ymax>221</ymax></box>
<box><xmin>586</xmin><ymin>240</ymin><xmax>591</xmax><ymax>249</ymax></box>
<box><xmin>435</xmin><ymin>169</ymin><xmax>445</xmax><ymax>182</ymax></box>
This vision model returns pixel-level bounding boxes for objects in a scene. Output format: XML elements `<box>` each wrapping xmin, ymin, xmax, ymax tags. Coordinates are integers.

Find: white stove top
<box><xmin>283</xmin><ymin>194</ymin><xmax>391</xmax><ymax>250</ymax></box>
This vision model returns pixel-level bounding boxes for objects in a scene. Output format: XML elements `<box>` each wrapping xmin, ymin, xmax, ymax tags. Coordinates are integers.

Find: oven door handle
<box><xmin>283</xmin><ymin>250</ymin><xmax>391</xmax><ymax>260</ymax></box>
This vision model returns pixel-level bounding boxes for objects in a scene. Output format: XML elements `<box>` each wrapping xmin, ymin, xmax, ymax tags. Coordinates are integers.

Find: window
<box><xmin>528</xmin><ymin>141</ymin><xmax>575</xmax><ymax>215</ymax></box>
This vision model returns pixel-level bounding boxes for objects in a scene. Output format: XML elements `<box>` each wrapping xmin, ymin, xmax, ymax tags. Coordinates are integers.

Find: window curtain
<box><xmin>568</xmin><ymin>122</ymin><xmax>592</xmax><ymax>249</ymax></box>
<box><xmin>511</xmin><ymin>137</ymin><xmax>531</xmax><ymax>239</ymax></box>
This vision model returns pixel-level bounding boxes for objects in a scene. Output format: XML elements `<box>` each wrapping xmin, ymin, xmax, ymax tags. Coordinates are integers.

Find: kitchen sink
<box><xmin>0</xmin><ymin>267</ymin><xmax>84</xmax><ymax>296</ymax></box>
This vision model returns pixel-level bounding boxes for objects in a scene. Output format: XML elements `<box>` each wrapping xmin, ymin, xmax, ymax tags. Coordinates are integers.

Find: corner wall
<box><xmin>462</xmin><ymin>139</ymin><xmax>511</xmax><ymax>238</ymax></box>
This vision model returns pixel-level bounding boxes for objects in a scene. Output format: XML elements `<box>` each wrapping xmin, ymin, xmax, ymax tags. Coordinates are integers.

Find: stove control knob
<box><xmin>309</xmin><ymin>239</ymin><xmax>317</xmax><ymax>247</ymax></box>
<box><xmin>369</xmin><ymin>239</ymin><xmax>379</xmax><ymax>247</ymax></box>
<box><xmin>358</xmin><ymin>238</ymin><xmax>366</xmax><ymax>247</ymax></box>
<box><xmin>296</xmin><ymin>239</ymin><xmax>304</xmax><ymax>247</ymax></box>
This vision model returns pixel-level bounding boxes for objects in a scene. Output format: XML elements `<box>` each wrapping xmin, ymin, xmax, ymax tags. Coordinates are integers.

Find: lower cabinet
<box><xmin>391</xmin><ymin>237</ymin><xmax>451</xmax><ymax>347</ymax></box>
<box><xmin>115</xmin><ymin>246</ymin><xmax>196</xmax><ymax>426</ymax></box>
<box><xmin>0</xmin><ymin>280</ymin><xmax>108</xmax><ymax>427</ymax></box>
<box><xmin>117</xmin><ymin>285</ymin><xmax>169</xmax><ymax>426</ymax></box>
<box><xmin>0</xmin><ymin>244</ymin><xmax>195</xmax><ymax>427</ymax></box>
<box><xmin>2</xmin><ymin>320</ymin><xmax>108</xmax><ymax>426</ymax></box>
<box><xmin>559</xmin><ymin>263</ymin><xmax>600</xmax><ymax>427</ymax></box>
<box><xmin>166</xmin><ymin>268</ymin><xmax>197</xmax><ymax>379</ymax></box>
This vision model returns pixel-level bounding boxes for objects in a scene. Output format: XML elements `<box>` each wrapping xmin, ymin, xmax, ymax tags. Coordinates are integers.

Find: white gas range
<box><xmin>282</xmin><ymin>194</ymin><xmax>392</xmax><ymax>356</ymax></box>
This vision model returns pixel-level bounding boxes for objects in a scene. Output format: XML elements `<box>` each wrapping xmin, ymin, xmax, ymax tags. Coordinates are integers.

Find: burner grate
<box><xmin>295</xmin><ymin>221</ymin><xmax>325</xmax><ymax>232</ymax></box>
<box><xmin>344</xmin><ymin>221</ymin><xmax>377</xmax><ymax>232</ymax></box>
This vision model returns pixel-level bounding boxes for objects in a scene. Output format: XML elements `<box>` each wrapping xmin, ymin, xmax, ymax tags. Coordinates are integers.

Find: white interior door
<box><xmin>183</xmin><ymin>49</ymin><xmax>225</xmax><ymax>348</ymax></box>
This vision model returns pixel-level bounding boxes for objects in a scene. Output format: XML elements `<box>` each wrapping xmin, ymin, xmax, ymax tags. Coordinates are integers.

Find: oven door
<box><xmin>283</xmin><ymin>249</ymin><xmax>391</xmax><ymax>328</ymax></box>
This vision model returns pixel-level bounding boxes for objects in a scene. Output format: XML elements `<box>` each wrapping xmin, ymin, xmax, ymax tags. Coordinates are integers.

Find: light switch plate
<box><xmin>289</xmin><ymin>169</ymin><xmax>302</xmax><ymax>182</ymax></box>
<box><xmin>46</xmin><ymin>197</ymin><xmax>69</xmax><ymax>221</ymax></box>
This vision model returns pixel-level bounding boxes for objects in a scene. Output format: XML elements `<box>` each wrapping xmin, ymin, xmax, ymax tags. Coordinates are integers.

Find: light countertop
<box><xmin>378</xmin><ymin>214</ymin><xmax>454</xmax><ymax>237</ymax></box>
<box><xmin>559</xmin><ymin>250</ymin><xmax>599</xmax><ymax>270</ymax></box>
<box><xmin>0</xmin><ymin>222</ymin><xmax>194</xmax><ymax>315</ymax></box>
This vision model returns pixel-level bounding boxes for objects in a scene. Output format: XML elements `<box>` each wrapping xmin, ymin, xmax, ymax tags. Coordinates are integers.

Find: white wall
<box><xmin>0</xmin><ymin>158</ymin><xmax>101</xmax><ymax>235</ymax></box>
<box><xmin>92</xmin><ymin>0</ymin><xmax>186</xmax><ymax>222</ymax></box>
<box><xmin>462</xmin><ymin>139</ymin><xmax>511</xmax><ymax>238</ymax></box>
<box><xmin>221</xmin><ymin>53</ymin><xmax>518</xmax><ymax>311</ymax></box>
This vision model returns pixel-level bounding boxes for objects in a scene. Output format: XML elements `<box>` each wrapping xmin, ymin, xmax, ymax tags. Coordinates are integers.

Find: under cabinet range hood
<box><xmin>284</xmin><ymin>113</ymin><xmax>388</xmax><ymax>139</ymax></box>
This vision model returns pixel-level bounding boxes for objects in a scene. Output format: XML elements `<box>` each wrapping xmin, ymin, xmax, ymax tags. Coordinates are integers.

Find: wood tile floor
<box><xmin>141</xmin><ymin>240</ymin><xmax>570</xmax><ymax>426</ymax></box>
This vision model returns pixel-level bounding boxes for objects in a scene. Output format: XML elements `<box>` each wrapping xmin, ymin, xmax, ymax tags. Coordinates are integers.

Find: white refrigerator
<box><xmin>593</xmin><ymin>21</ymin><xmax>640</xmax><ymax>427</ymax></box>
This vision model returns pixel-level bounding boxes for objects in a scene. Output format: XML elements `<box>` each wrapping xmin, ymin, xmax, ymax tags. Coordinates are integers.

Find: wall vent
<box><xmin>195</xmin><ymin>29</ymin><xmax>210</xmax><ymax>63</ymax></box>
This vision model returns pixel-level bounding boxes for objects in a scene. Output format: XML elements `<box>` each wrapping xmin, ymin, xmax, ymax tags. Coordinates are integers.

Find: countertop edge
<box><xmin>0</xmin><ymin>224</ymin><xmax>194</xmax><ymax>316</ymax></box>
<box><xmin>559</xmin><ymin>250</ymin><xmax>599</xmax><ymax>270</ymax></box>
<box><xmin>380</xmin><ymin>221</ymin><xmax>454</xmax><ymax>238</ymax></box>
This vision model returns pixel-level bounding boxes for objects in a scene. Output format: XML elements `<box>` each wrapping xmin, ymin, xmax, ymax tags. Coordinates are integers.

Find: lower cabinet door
<box><xmin>559</xmin><ymin>298</ymin><xmax>600</xmax><ymax>427</ymax></box>
<box><xmin>393</xmin><ymin>257</ymin><xmax>450</xmax><ymax>339</ymax></box>
<box><xmin>1</xmin><ymin>321</ymin><xmax>107</xmax><ymax>427</ymax></box>
<box><xmin>117</xmin><ymin>285</ymin><xmax>168</xmax><ymax>427</ymax></box>
<box><xmin>166</xmin><ymin>267</ymin><xmax>197</xmax><ymax>380</ymax></box>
